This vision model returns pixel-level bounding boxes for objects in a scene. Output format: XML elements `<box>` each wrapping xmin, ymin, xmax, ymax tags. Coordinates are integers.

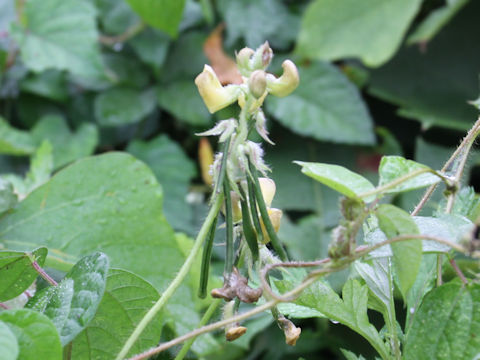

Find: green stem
<box><xmin>174</xmin><ymin>299</ymin><xmax>222</xmax><ymax>360</ymax></box>
<box><xmin>247</xmin><ymin>178</ymin><xmax>264</xmax><ymax>244</ymax></box>
<box><xmin>239</xmin><ymin>185</ymin><xmax>259</xmax><ymax>262</ymax></box>
<box><xmin>115</xmin><ymin>194</ymin><xmax>224</xmax><ymax>360</ymax></box>
<box><xmin>248</xmin><ymin>161</ymin><xmax>287</xmax><ymax>261</ymax></box>
<box><xmin>198</xmin><ymin>217</ymin><xmax>218</xmax><ymax>299</ymax></box>
<box><xmin>387</xmin><ymin>259</ymin><xmax>401</xmax><ymax>360</ymax></box>
<box><xmin>213</xmin><ymin>137</ymin><xmax>231</xmax><ymax>199</ymax></box>
<box><xmin>224</xmin><ymin>179</ymin><xmax>234</xmax><ymax>276</ymax></box>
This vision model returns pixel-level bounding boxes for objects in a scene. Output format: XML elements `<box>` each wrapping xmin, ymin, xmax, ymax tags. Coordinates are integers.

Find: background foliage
<box><xmin>1</xmin><ymin>0</ymin><xmax>480</xmax><ymax>359</ymax></box>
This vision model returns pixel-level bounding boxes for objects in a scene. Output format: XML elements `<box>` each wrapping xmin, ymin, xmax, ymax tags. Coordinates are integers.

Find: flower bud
<box><xmin>278</xmin><ymin>317</ymin><xmax>301</xmax><ymax>346</ymax></box>
<box><xmin>226</xmin><ymin>326</ymin><xmax>247</xmax><ymax>341</ymax></box>
<box><xmin>195</xmin><ymin>65</ymin><xmax>240</xmax><ymax>113</ymax></box>
<box><xmin>260</xmin><ymin>208</ymin><xmax>283</xmax><ymax>244</ymax></box>
<box><xmin>250</xmin><ymin>42</ymin><xmax>273</xmax><ymax>70</ymax></box>
<box><xmin>248</xmin><ymin>70</ymin><xmax>267</xmax><ymax>99</ymax></box>
<box><xmin>258</xmin><ymin>177</ymin><xmax>276</xmax><ymax>207</ymax></box>
<box><xmin>236</xmin><ymin>47</ymin><xmax>254</xmax><ymax>75</ymax></box>
<box><xmin>266</xmin><ymin>60</ymin><xmax>299</xmax><ymax>97</ymax></box>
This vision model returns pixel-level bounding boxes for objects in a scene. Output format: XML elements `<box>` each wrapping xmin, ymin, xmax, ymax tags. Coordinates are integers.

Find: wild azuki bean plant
<box><xmin>1</xmin><ymin>40</ymin><xmax>480</xmax><ymax>360</ymax></box>
<box><xmin>119</xmin><ymin>44</ymin><xmax>480</xmax><ymax>360</ymax></box>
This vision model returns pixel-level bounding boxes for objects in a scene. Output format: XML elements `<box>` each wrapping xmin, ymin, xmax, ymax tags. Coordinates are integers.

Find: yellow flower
<box><xmin>195</xmin><ymin>65</ymin><xmax>240</xmax><ymax>113</ymax></box>
<box><xmin>266</xmin><ymin>60</ymin><xmax>299</xmax><ymax>97</ymax></box>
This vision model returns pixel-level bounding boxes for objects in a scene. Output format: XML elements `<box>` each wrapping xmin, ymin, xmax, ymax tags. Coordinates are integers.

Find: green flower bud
<box><xmin>248</xmin><ymin>70</ymin><xmax>267</xmax><ymax>99</ymax></box>
<box><xmin>250</xmin><ymin>42</ymin><xmax>273</xmax><ymax>70</ymax></box>
<box><xmin>236</xmin><ymin>47</ymin><xmax>254</xmax><ymax>76</ymax></box>
<box><xmin>266</xmin><ymin>60</ymin><xmax>299</xmax><ymax>97</ymax></box>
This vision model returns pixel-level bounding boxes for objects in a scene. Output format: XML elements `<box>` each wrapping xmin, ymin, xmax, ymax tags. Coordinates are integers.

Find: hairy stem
<box><xmin>412</xmin><ymin>117</ymin><xmax>480</xmax><ymax>216</ymax></box>
<box><xmin>29</xmin><ymin>258</ymin><xmax>57</xmax><ymax>286</ymax></box>
<box><xmin>115</xmin><ymin>194</ymin><xmax>224</xmax><ymax>360</ymax></box>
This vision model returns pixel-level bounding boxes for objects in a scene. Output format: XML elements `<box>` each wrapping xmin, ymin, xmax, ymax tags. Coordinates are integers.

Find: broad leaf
<box><xmin>376</xmin><ymin>204</ymin><xmax>422</xmax><ymax>299</ymax></box>
<box><xmin>125</xmin><ymin>0</ymin><xmax>186</xmax><ymax>37</ymax></box>
<box><xmin>218</xmin><ymin>0</ymin><xmax>299</xmax><ymax>49</ymax></box>
<box><xmin>72</xmin><ymin>268</ymin><xmax>162</xmax><ymax>359</ymax></box>
<box><xmin>0</xmin><ymin>320</ymin><xmax>18</xmax><ymax>360</ymax></box>
<box><xmin>0</xmin><ymin>117</ymin><xmax>36</xmax><ymax>155</ymax></box>
<box><xmin>31</xmin><ymin>115</ymin><xmax>98</xmax><ymax>169</ymax></box>
<box><xmin>94</xmin><ymin>87</ymin><xmax>156</xmax><ymax>127</ymax></box>
<box><xmin>378</xmin><ymin>156</ymin><xmax>441</xmax><ymax>194</ymax></box>
<box><xmin>20</xmin><ymin>70</ymin><xmax>68</xmax><ymax>102</ymax></box>
<box><xmin>0</xmin><ymin>153</ymin><xmax>184</xmax><ymax>290</ymax></box>
<box><xmin>127</xmin><ymin>135</ymin><xmax>197</xmax><ymax>234</ymax></box>
<box><xmin>405</xmin><ymin>253</ymin><xmax>437</xmax><ymax>333</ymax></box>
<box><xmin>436</xmin><ymin>187</ymin><xmax>480</xmax><ymax>222</ymax></box>
<box><xmin>354</xmin><ymin>258</ymin><xmax>391</xmax><ymax>312</ymax></box>
<box><xmin>157</xmin><ymin>80</ymin><xmax>211</xmax><ymax>126</ymax></box>
<box><xmin>295</xmin><ymin>161</ymin><xmax>375</xmax><ymax>201</ymax></box>
<box><xmin>296</xmin><ymin>0</ymin><xmax>422</xmax><ymax>67</ymax></box>
<box><xmin>0</xmin><ymin>247</ymin><xmax>47</xmax><ymax>301</ymax></box>
<box><xmin>407</xmin><ymin>0</ymin><xmax>469</xmax><ymax>45</ymax></box>
<box><xmin>0</xmin><ymin>309</ymin><xmax>62</xmax><ymax>360</ymax></box>
<box><xmin>404</xmin><ymin>282</ymin><xmax>480</xmax><ymax>360</ymax></box>
<box><xmin>369</xmin><ymin>1</ymin><xmax>480</xmax><ymax>130</ymax></box>
<box><xmin>277</xmin><ymin>279</ymin><xmax>389</xmax><ymax>359</ymax></box>
<box><xmin>27</xmin><ymin>252</ymin><xmax>109</xmax><ymax>345</ymax></box>
<box><xmin>0</xmin><ymin>178</ymin><xmax>17</xmax><ymax>214</ymax></box>
<box><xmin>11</xmin><ymin>0</ymin><xmax>105</xmax><ymax>81</ymax></box>
<box><xmin>266</xmin><ymin>62</ymin><xmax>375</xmax><ymax>145</ymax></box>
<box><xmin>129</xmin><ymin>28</ymin><xmax>170</xmax><ymax>70</ymax></box>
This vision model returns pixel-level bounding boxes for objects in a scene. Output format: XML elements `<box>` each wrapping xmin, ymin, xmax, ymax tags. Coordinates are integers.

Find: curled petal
<box><xmin>266</xmin><ymin>60</ymin><xmax>299</xmax><ymax>97</ymax></box>
<box><xmin>195</xmin><ymin>65</ymin><xmax>240</xmax><ymax>113</ymax></box>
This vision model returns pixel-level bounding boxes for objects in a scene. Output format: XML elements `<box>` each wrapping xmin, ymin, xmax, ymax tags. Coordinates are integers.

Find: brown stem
<box><xmin>99</xmin><ymin>22</ymin><xmax>146</xmax><ymax>46</ymax></box>
<box><xmin>449</xmin><ymin>257</ymin><xmax>468</xmax><ymax>285</ymax></box>
<box><xmin>412</xmin><ymin>117</ymin><xmax>480</xmax><ymax>216</ymax></box>
<box><xmin>31</xmin><ymin>261</ymin><xmax>58</xmax><ymax>286</ymax></box>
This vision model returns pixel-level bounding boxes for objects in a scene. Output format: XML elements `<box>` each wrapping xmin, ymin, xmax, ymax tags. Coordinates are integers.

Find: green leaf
<box><xmin>405</xmin><ymin>253</ymin><xmax>437</xmax><ymax>333</ymax></box>
<box><xmin>23</xmin><ymin>140</ymin><xmax>53</xmax><ymax>194</ymax></box>
<box><xmin>218</xmin><ymin>0</ymin><xmax>298</xmax><ymax>49</ymax></box>
<box><xmin>354</xmin><ymin>258</ymin><xmax>391</xmax><ymax>311</ymax></box>
<box><xmin>125</xmin><ymin>0</ymin><xmax>186</xmax><ymax>37</ymax></box>
<box><xmin>369</xmin><ymin>1</ymin><xmax>480</xmax><ymax>131</ymax></box>
<box><xmin>266</xmin><ymin>62</ymin><xmax>375</xmax><ymax>145</ymax></box>
<box><xmin>0</xmin><ymin>320</ymin><xmax>19</xmax><ymax>360</ymax></box>
<box><xmin>0</xmin><ymin>117</ymin><xmax>36</xmax><ymax>155</ymax></box>
<box><xmin>277</xmin><ymin>279</ymin><xmax>389</xmax><ymax>359</ymax></box>
<box><xmin>0</xmin><ymin>153</ymin><xmax>184</xmax><ymax>290</ymax></box>
<box><xmin>129</xmin><ymin>28</ymin><xmax>170</xmax><ymax>70</ymax></box>
<box><xmin>404</xmin><ymin>282</ymin><xmax>480</xmax><ymax>360</ymax></box>
<box><xmin>11</xmin><ymin>0</ymin><xmax>105</xmax><ymax>80</ymax></box>
<box><xmin>378</xmin><ymin>156</ymin><xmax>441</xmax><ymax>194</ymax></box>
<box><xmin>157</xmin><ymin>80</ymin><xmax>211</xmax><ymax>126</ymax></box>
<box><xmin>27</xmin><ymin>252</ymin><xmax>109</xmax><ymax>345</ymax></box>
<box><xmin>407</xmin><ymin>0</ymin><xmax>469</xmax><ymax>45</ymax></box>
<box><xmin>31</xmin><ymin>115</ymin><xmax>98</xmax><ymax>169</ymax></box>
<box><xmin>436</xmin><ymin>187</ymin><xmax>480</xmax><ymax>222</ymax></box>
<box><xmin>20</xmin><ymin>70</ymin><xmax>69</xmax><ymax>102</ymax></box>
<box><xmin>376</xmin><ymin>204</ymin><xmax>422</xmax><ymax>299</ymax></box>
<box><xmin>71</xmin><ymin>268</ymin><xmax>162</xmax><ymax>358</ymax></box>
<box><xmin>0</xmin><ymin>309</ymin><xmax>62</xmax><ymax>360</ymax></box>
<box><xmin>0</xmin><ymin>178</ymin><xmax>17</xmax><ymax>214</ymax></box>
<box><xmin>341</xmin><ymin>349</ymin><xmax>367</xmax><ymax>360</ymax></box>
<box><xmin>94</xmin><ymin>87</ymin><xmax>156</xmax><ymax>127</ymax></box>
<box><xmin>127</xmin><ymin>135</ymin><xmax>197</xmax><ymax>234</ymax></box>
<box><xmin>296</xmin><ymin>0</ymin><xmax>422</xmax><ymax>67</ymax></box>
<box><xmin>0</xmin><ymin>247</ymin><xmax>47</xmax><ymax>301</ymax></box>
<box><xmin>295</xmin><ymin>161</ymin><xmax>375</xmax><ymax>201</ymax></box>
